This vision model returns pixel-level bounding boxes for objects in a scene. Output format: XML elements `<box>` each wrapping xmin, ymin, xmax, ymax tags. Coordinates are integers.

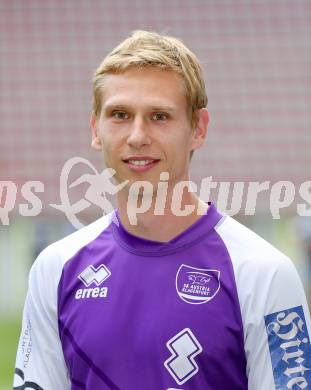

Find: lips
<box><xmin>125</xmin><ymin>160</ymin><xmax>157</xmax><ymax>166</ymax></box>
<box><xmin>123</xmin><ymin>157</ymin><xmax>159</xmax><ymax>165</ymax></box>
<box><xmin>123</xmin><ymin>156</ymin><xmax>160</xmax><ymax>172</ymax></box>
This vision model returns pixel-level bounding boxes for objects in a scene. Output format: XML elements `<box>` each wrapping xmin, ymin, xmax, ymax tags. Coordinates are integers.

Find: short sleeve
<box><xmin>13</xmin><ymin>247</ymin><xmax>70</xmax><ymax>389</ymax></box>
<box><xmin>216</xmin><ymin>216</ymin><xmax>311</xmax><ymax>390</ymax></box>
<box><xmin>244</xmin><ymin>257</ymin><xmax>311</xmax><ymax>390</ymax></box>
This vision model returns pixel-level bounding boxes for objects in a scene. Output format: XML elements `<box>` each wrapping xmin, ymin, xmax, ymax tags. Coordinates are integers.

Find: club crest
<box><xmin>176</xmin><ymin>264</ymin><xmax>221</xmax><ymax>305</ymax></box>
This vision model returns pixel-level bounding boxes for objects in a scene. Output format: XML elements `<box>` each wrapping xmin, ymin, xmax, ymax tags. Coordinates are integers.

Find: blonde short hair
<box><xmin>93</xmin><ymin>30</ymin><xmax>207</xmax><ymax>128</ymax></box>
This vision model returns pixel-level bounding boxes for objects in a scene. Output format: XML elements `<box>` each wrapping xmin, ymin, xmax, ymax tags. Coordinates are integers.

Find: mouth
<box><xmin>122</xmin><ymin>157</ymin><xmax>160</xmax><ymax>172</ymax></box>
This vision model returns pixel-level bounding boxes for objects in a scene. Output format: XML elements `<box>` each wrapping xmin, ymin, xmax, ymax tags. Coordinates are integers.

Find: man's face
<box><xmin>91</xmin><ymin>67</ymin><xmax>208</xmax><ymax>190</ymax></box>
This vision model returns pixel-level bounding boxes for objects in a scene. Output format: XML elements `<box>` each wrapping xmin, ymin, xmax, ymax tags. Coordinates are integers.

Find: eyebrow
<box><xmin>103</xmin><ymin>104</ymin><xmax>176</xmax><ymax>114</ymax></box>
<box><xmin>151</xmin><ymin>106</ymin><xmax>176</xmax><ymax>113</ymax></box>
<box><xmin>104</xmin><ymin>104</ymin><xmax>127</xmax><ymax>112</ymax></box>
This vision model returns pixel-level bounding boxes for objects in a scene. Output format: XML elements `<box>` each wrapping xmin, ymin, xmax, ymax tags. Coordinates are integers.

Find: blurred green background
<box><xmin>1</xmin><ymin>0</ymin><xmax>310</xmax><ymax>388</ymax></box>
<box><xmin>0</xmin><ymin>319</ymin><xmax>20</xmax><ymax>390</ymax></box>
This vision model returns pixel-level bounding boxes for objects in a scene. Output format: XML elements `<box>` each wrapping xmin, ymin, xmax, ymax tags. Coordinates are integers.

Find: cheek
<box><xmin>100</xmin><ymin>129</ymin><xmax>117</xmax><ymax>150</ymax></box>
<box><xmin>176</xmin><ymin>129</ymin><xmax>194</xmax><ymax>151</ymax></box>
<box><xmin>101</xmin><ymin>135</ymin><xmax>124</xmax><ymax>164</ymax></box>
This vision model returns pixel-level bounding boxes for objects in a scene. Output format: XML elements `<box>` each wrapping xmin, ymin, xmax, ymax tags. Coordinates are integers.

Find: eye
<box><xmin>152</xmin><ymin>112</ymin><xmax>168</xmax><ymax>121</ymax></box>
<box><xmin>112</xmin><ymin>111</ymin><xmax>129</xmax><ymax>120</ymax></box>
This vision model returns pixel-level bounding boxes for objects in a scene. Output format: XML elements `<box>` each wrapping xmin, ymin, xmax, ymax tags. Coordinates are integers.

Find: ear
<box><xmin>190</xmin><ymin>108</ymin><xmax>209</xmax><ymax>151</ymax></box>
<box><xmin>90</xmin><ymin>112</ymin><xmax>102</xmax><ymax>151</ymax></box>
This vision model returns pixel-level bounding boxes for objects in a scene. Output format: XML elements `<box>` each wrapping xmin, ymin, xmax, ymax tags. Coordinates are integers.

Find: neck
<box><xmin>116</xmin><ymin>182</ymin><xmax>209</xmax><ymax>242</ymax></box>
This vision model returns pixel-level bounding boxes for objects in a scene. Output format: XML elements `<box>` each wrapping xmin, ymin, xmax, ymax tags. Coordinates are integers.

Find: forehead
<box><xmin>99</xmin><ymin>67</ymin><xmax>187</xmax><ymax>110</ymax></box>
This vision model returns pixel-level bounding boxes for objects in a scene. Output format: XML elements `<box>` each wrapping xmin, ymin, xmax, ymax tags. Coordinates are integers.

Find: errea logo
<box><xmin>75</xmin><ymin>264</ymin><xmax>111</xmax><ymax>300</ymax></box>
<box><xmin>79</xmin><ymin>264</ymin><xmax>111</xmax><ymax>286</ymax></box>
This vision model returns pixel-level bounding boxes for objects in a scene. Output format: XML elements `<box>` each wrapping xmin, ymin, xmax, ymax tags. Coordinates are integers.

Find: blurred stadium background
<box><xmin>0</xmin><ymin>0</ymin><xmax>310</xmax><ymax>387</ymax></box>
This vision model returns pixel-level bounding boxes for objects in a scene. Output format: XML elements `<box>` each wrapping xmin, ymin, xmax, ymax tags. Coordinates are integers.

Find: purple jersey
<box><xmin>14</xmin><ymin>204</ymin><xmax>311</xmax><ymax>389</ymax></box>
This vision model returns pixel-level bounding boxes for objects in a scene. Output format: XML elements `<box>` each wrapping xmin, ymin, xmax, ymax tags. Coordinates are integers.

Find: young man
<box><xmin>14</xmin><ymin>31</ymin><xmax>311</xmax><ymax>389</ymax></box>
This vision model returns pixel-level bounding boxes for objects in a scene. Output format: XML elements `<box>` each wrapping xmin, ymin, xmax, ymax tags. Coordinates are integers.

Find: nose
<box><xmin>126</xmin><ymin>117</ymin><xmax>151</xmax><ymax>149</ymax></box>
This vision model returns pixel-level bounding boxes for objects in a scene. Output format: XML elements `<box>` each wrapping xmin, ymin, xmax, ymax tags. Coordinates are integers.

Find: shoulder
<box><xmin>29</xmin><ymin>212</ymin><xmax>114</xmax><ymax>290</ymax></box>
<box><xmin>214</xmin><ymin>215</ymin><xmax>306</xmax><ymax>314</ymax></box>
<box><xmin>215</xmin><ymin>215</ymin><xmax>292</xmax><ymax>275</ymax></box>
